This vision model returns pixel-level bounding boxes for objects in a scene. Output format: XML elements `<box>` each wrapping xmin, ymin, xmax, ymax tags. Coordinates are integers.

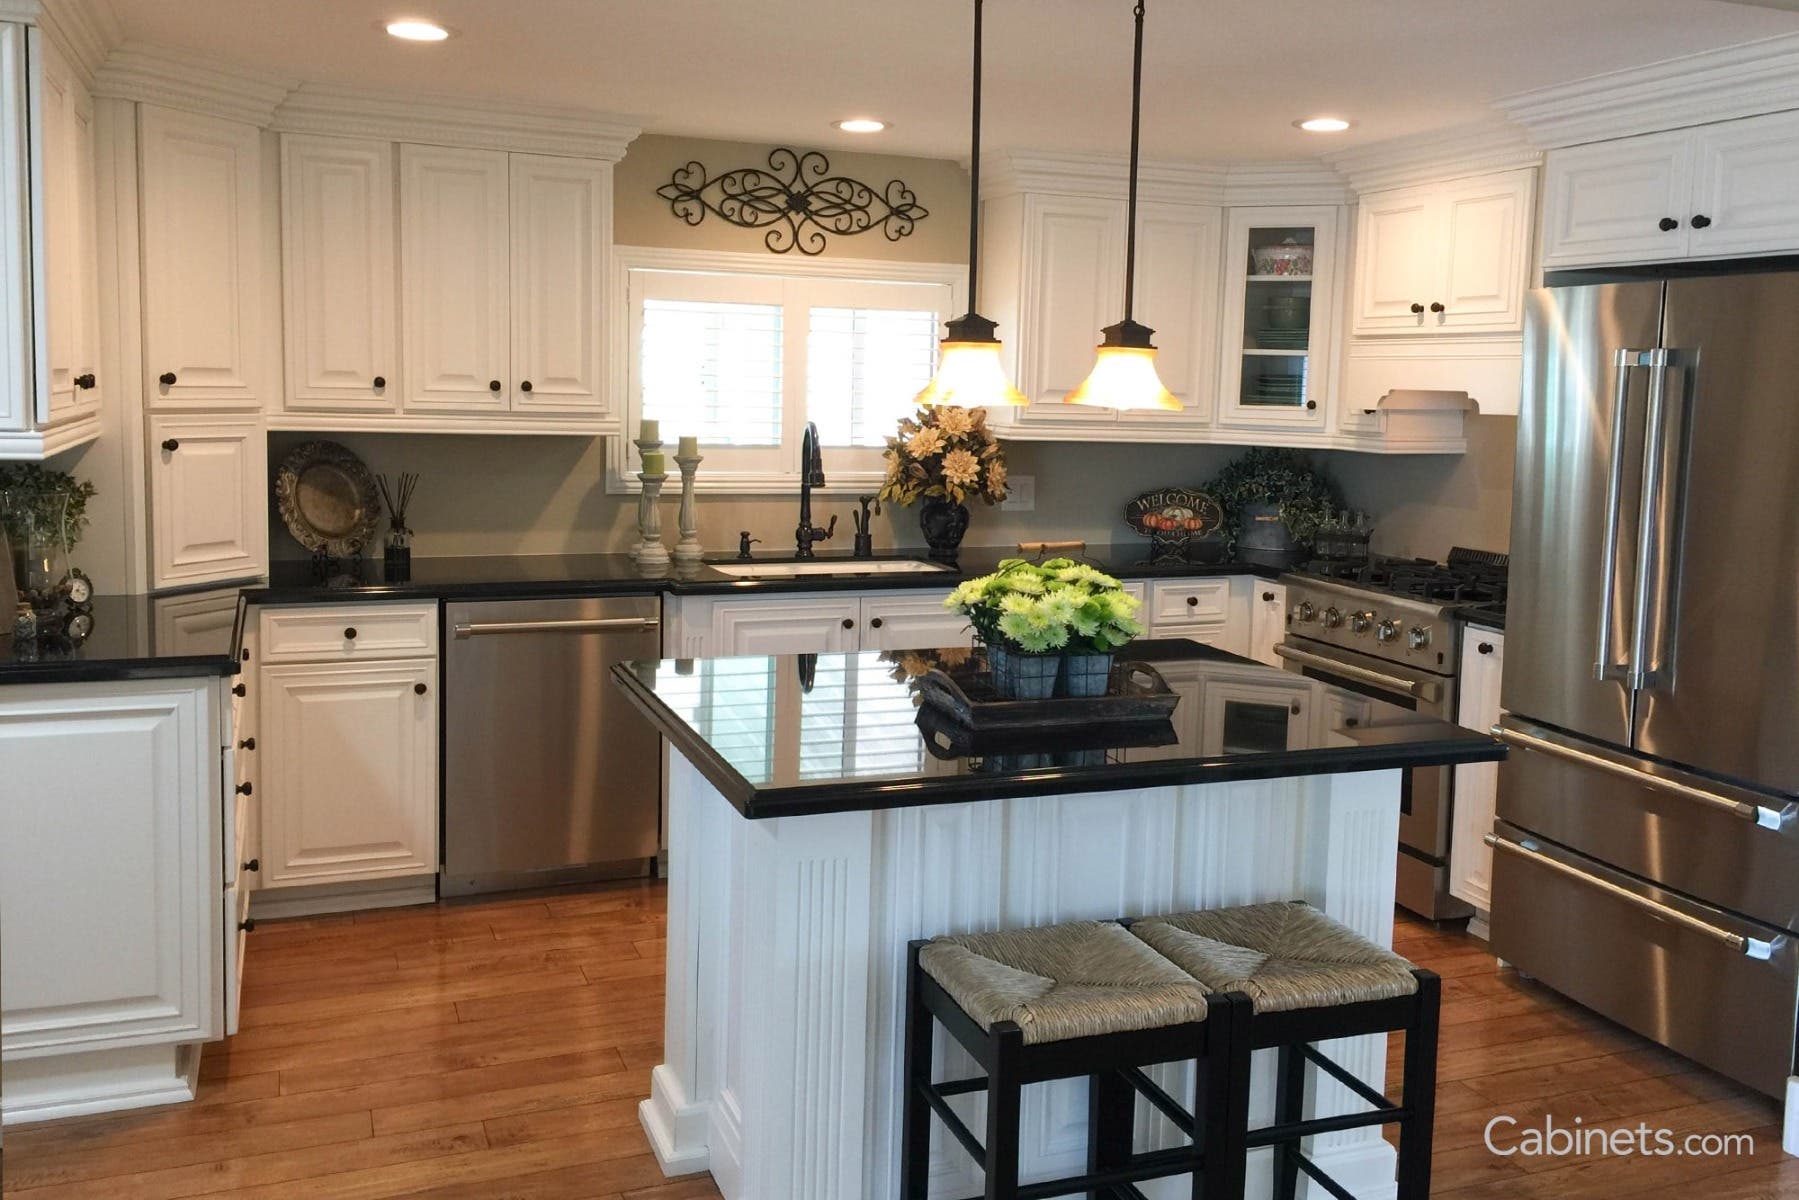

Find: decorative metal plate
<box><xmin>1124</xmin><ymin>487</ymin><xmax>1224</xmax><ymax>539</ymax></box>
<box><xmin>656</xmin><ymin>147</ymin><xmax>928</xmax><ymax>255</ymax></box>
<box><xmin>275</xmin><ymin>440</ymin><xmax>381</xmax><ymax>557</ymax></box>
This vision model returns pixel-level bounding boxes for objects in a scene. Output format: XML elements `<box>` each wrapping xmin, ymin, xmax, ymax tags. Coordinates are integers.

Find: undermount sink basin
<box><xmin>708</xmin><ymin>559</ymin><xmax>953</xmax><ymax>580</ymax></box>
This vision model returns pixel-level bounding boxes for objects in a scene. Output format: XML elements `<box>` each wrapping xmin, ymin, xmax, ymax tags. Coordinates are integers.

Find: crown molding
<box><xmin>1325</xmin><ymin>120</ymin><xmax>1541</xmax><ymax>194</ymax></box>
<box><xmin>1220</xmin><ymin>161</ymin><xmax>1353</xmax><ymax>206</ymax></box>
<box><xmin>273</xmin><ymin>83</ymin><xmax>641</xmax><ymax>161</ymax></box>
<box><xmin>1498</xmin><ymin>32</ymin><xmax>1799</xmax><ymax>149</ymax></box>
<box><xmin>92</xmin><ymin>42</ymin><xmax>295</xmax><ymax>125</ymax></box>
<box><xmin>0</xmin><ymin>1</ymin><xmax>37</xmax><ymax>23</ymax></box>
<box><xmin>37</xmin><ymin>0</ymin><xmax>118</xmax><ymax>81</ymax></box>
<box><xmin>980</xmin><ymin>149</ymin><xmax>1354</xmax><ymax>207</ymax></box>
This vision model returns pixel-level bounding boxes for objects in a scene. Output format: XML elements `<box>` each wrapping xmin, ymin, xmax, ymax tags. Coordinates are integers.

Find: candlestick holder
<box><xmin>634</xmin><ymin>475</ymin><xmax>671</xmax><ymax>569</ymax></box>
<box><xmin>672</xmin><ymin>453</ymin><xmax>704</xmax><ymax>567</ymax></box>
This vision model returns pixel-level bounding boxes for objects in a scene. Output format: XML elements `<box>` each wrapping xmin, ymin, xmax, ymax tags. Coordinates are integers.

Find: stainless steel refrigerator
<box><xmin>1491</xmin><ymin>269</ymin><xmax>1799</xmax><ymax>1099</ymax></box>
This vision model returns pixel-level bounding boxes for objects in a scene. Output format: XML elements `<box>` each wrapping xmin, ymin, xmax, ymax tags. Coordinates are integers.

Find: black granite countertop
<box><xmin>611</xmin><ymin>639</ymin><xmax>1505</xmax><ymax>818</ymax></box>
<box><xmin>0</xmin><ymin>594</ymin><xmax>244</xmax><ymax>685</ymax></box>
<box><xmin>244</xmin><ymin>545</ymin><xmax>1283</xmax><ymax>605</ymax></box>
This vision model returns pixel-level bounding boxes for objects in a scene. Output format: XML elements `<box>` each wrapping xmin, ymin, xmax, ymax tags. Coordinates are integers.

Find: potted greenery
<box><xmin>878</xmin><ymin>406</ymin><xmax>1008</xmax><ymax>558</ymax></box>
<box><xmin>1205</xmin><ymin>447</ymin><xmax>1343</xmax><ymax>568</ymax></box>
<box><xmin>944</xmin><ymin>558</ymin><xmax>1143</xmax><ymax>698</ymax></box>
<box><xmin>0</xmin><ymin>464</ymin><xmax>97</xmax><ymax>594</ymax></box>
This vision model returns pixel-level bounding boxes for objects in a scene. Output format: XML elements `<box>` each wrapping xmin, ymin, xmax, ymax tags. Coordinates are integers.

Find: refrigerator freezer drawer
<box><xmin>1489</xmin><ymin>821</ymin><xmax>1799</xmax><ymax>1098</ymax></box>
<box><xmin>1495</xmin><ymin>717</ymin><xmax>1799</xmax><ymax>932</ymax></box>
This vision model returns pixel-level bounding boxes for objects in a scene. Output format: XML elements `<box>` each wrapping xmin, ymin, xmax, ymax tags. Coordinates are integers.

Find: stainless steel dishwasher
<box><xmin>442</xmin><ymin>595</ymin><xmax>662</xmax><ymax>896</ymax></box>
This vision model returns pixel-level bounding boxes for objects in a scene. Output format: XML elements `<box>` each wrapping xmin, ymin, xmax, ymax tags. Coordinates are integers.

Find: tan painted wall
<box><xmin>614</xmin><ymin>135</ymin><xmax>970</xmax><ymax>263</ymax></box>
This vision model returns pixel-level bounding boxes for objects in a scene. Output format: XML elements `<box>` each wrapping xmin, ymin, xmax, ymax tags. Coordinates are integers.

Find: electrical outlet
<box><xmin>1001</xmin><ymin>474</ymin><xmax>1035</xmax><ymax>512</ymax></box>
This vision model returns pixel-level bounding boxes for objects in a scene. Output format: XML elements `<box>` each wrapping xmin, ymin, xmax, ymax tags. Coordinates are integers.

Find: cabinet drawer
<box><xmin>1147</xmin><ymin>579</ymin><xmax>1231</xmax><ymax>627</ymax></box>
<box><xmin>260</xmin><ymin>603</ymin><xmax>438</xmax><ymax>662</ymax></box>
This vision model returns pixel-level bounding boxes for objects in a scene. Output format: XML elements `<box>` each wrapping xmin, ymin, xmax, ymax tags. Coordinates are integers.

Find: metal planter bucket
<box><xmin>1237</xmin><ymin>499</ymin><xmax>1302</xmax><ymax>568</ymax></box>
<box><xmin>988</xmin><ymin>644</ymin><xmax>1062</xmax><ymax>700</ymax></box>
<box><xmin>1060</xmin><ymin>652</ymin><xmax>1115</xmax><ymax>697</ymax></box>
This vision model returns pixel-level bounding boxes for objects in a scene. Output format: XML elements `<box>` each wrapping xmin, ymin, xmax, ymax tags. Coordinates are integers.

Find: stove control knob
<box><xmin>1295</xmin><ymin>601</ymin><xmax>1317</xmax><ymax>623</ymax></box>
<box><xmin>1408</xmin><ymin>625</ymin><xmax>1432</xmax><ymax>651</ymax></box>
<box><xmin>1350</xmin><ymin>611</ymin><xmax>1373</xmax><ymax>635</ymax></box>
<box><xmin>1376</xmin><ymin>619</ymin><xmax>1400</xmax><ymax>644</ymax></box>
<box><xmin>1322</xmin><ymin>606</ymin><xmax>1344</xmax><ymax>629</ymax></box>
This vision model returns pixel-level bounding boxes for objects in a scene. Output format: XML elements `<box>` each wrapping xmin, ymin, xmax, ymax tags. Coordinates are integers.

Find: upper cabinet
<box><xmin>1351</xmin><ymin>169</ymin><xmax>1534</xmax><ymax>336</ymax></box>
<box><xmin>1541</xmin><ymin>111</ymin><xmax>1799</xmax><ymax>268</ymax></box>
<box><xmin>139</xmin><ymin>105</ymin><xmax>264</xmax><ymax>409</ymax></box>
<box><xmin>508</xmin><ymin>153</ymin><xmax>608</xmax><ymax>415</ymax></box>
<box><xmin>0</xmin><ymin>23</ymin><xmax>102</xmax><ymax>460</ymax></box>
<box><xmin>1218</xmin><ymin>207</ymin><xmax>1339</xmax><ymax>434</ymax></box>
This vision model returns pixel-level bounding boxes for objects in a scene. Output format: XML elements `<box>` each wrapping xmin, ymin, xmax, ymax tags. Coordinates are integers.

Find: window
<box><xmin>616</xmin><ymin>252</ymin><xmax>960</xmax><ymax>492</ymax></box>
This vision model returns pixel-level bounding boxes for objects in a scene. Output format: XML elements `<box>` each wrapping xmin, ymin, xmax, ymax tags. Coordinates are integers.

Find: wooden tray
<box><xmin>916</xmin><ymin>658</ymin><xmax>1181</xmax><ymax>731</ymax></box>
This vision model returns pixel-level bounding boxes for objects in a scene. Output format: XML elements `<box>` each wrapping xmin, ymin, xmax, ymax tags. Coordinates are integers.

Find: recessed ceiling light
<box><xmin>385</xmin><ymin>18</ymin><xmax>451</xmax><ymax>42</ymax></box>
<box><xmin>835</xmin><ymin>118</ymin><xmax>887</xmax><ymax>134</ymax></box>
<box><xmin>1295</xmin><ymin>116</ymin><xmax>1353</xmax><ymax>133</ymax></box>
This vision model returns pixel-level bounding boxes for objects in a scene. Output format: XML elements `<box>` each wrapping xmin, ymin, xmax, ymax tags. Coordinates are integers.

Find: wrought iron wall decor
<box><xmin>656</xmin><ymin>147</ymin><xmax>928</xmax><ymax>255</ymax></box>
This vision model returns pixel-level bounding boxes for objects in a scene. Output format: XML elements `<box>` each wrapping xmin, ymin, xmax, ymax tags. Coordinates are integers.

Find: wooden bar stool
<box><xmin>1130</xmin><ymin>901</ymin><xmax>1441</xmax><ymax>1200</ymax></box>
<box><xmin>900</xmin><ymin>920</ymin><xmax>1249</xmax><ymax>1200</ymax></box>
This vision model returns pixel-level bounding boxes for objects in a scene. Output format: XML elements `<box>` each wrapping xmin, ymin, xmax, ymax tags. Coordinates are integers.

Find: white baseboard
<box><xmin>639</xmin><ymin>1065</ymin><xmax>713</xmax><ymax>1178</ymax></box>
<box><xmin>1</xmin><ymin>1043</ymin><xmax>198</xmax><ymax>1126</ymax></box>
<box><xmin>249</xmin><ymin>878</ymin><xmax>436</xmax><ymax>919</ymax></box>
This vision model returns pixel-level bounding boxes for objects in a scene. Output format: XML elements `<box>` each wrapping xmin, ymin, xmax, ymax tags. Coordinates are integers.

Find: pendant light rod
<box><xmin>1122</xmin><ymin>0</ymin><xmax>1145</xmax><ymax>323</ymax></box>
<box><xmin>965</xmin><ymin>0</ymin><xmax>985</xmax><ymax>314</ymax></box>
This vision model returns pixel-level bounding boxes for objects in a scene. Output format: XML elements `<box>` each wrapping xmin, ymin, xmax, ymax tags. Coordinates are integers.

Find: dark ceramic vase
<box><xmin>919</xmin><ymin>497</ymin><xmax>970</xmax><ymax>558</ymax></box>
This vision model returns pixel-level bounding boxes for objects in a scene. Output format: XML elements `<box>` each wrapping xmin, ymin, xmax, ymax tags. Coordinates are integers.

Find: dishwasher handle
<box><xmin>452</xmin><ymin>617</ymin><xmax>661</xmax><ymax>639</ymax></box>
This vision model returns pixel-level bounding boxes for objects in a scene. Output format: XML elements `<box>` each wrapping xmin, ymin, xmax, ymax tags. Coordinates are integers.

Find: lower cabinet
<box><xmin>259</xmin><ymin>657</ymin><xmax>438</xmax><ymax>888</ymax></box>
<box><xmin>1144</xmin><ymin>577</ymin><xmax>1256</xmax><ymax>657</ymax></box>
<box><xmin>1449</xmin><ymin>626</ymin><xmax>1505</xmax><ymax>919</ymax></box>
<box><xmin>1247</xmin><ymin>581</ymin><xmax>1287</xmax><ymax>667</ymax></box>
<box><xmin>672</xmin><ymin>590</ymin><xmax>977</xmax><ymax>657</ymax></box>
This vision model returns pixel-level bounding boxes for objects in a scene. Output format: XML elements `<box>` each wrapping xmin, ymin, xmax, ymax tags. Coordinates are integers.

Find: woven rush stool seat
<box><xmin>902</xmin><ymin>920</ymin><xmax>1250</xmax><ymax>1200</ymax></box>
<box><xmin>1129</xmin><ymin>901</ymin><xmax>1441</xmax><ymax>1200</ymax></box>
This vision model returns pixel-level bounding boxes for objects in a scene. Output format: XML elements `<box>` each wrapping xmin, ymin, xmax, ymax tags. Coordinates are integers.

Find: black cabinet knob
<box><xmin>74</xmin><ymin>372</ymin><xmax>96</xmax><ymax>389</ymax></box>
<box><xmin>236</xmin><ymin>781</ymin><xmax>253</xmax><ymax>796</ymax></box>
<box><xmin>242</xmin><ymin>858</ymin><xmax>259</xmax><ymax>872</ymax></box>
<box><xmin>161</xmin><ymin>438</ymin><xmax>180</xmax><ymax>452</ymax></box>
<box><xmin>1691</xmin><ymin>214</ymin><xmax>1713</xmax><ymax>229</ymax></box>
<box><xmin>241</xmin><ymin>648</ymin><xmax>250</xmax><ymax>662</ymax></box>
<box><xmin>1429</xmin><ymin>301</ymin><xmax>1445</xmax><ymax>313</ymax></box>
<box><xmin>520</xmin><ymin>380</ymin><xmax>533</xmax><ymax>392</ymax></box>
<box><xmin>1289</xmin><ymin>701</ymin><xmax>1303</xmax><ymax>715</ymax></box>
<box><xmin>1659</xmin><ymin>217</ymin><xmax>1679</xmax><ymax>231</ymax></box>
<box><xmin>1186</xmin><ymin>596</ymin><xmax>1199</xmax><ymax>607</ymax></box>
<box><xmin>841</xmin><ymin>618</ymin><xmax>855</xmax><ymax>629</ymax></box>
<box><xmin>1478</xmin><ymin>642</ymin><xmax>1495</xmax><ymax>655</ymax></box>
<box><xmin>343</xmin><ymin>627</ymin><xmax>357</xmax><ymax>640</ymax></box>
<box><xmin>1305</xmin><ymin>400</ymin><xmax>1317</xmax><ymax>410</ymax></box>
<box><xmin>238</xmin><ymin>737</ymin><xmax>255</xmax><ymax>751</ymax></box>
<box><xmin>488</xmin><ymin>379</ymin><xmax>502</xmax><ymax>392</ymax></box>
<box><xmin>414</xmin><ymin>682</ymin><xmax>428</xmax><ymax>695</ymax></box>
<box><xmin>1262</xmin><ymin>591</ymin><xmax>1275</xmax><ymax>602</ymax></box>
<box><xmin>869</xmin><ymin>617</ymin><xmax>884</xmax><ymax>629</ymax></box>
<box><xmin>239</xmin><ymin>918</ymin><xmax>256</xmax><ymax>933</ymax></box>
<box><xmin>232</xmin><ymin>682</ymin><xmax>247</xmax><ymax>697</ymax></box>
<box><xmin>1409</xmin><ymin>302</ymin><xmax>1424</xmax><ymax>314</ymax></box>
<box><xmin>373</xmin><ymin>375</ymin><xmax>386</xmax><ymax>389</ymax></box>
<box><xmin>158</xmin><ymin>371</ymin><xmax>177</xmax><ymax>386</ymax></box>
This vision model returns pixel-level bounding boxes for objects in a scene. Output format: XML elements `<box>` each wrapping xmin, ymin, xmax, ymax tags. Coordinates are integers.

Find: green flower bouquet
<box><xmin>943</xmin><ymin>558</ymin><xmax>1143</xmax><ymax>698</ymax></box>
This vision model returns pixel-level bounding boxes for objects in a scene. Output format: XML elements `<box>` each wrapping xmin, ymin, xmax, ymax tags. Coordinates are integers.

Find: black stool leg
<box><xmin>1395</xmin><ymin>970</ymin><xmax>1441</xmax><ymax>1200</ymax></box>
<box><xmin>1203</xmin><ymin>993</ymin><xmax>1251</xmax><ymax>1200</ymax></box>
<box><xmin>1088</xmin><ymin>1068</ymin><xmax>1134</xmax><ymax>1200</ymax></box>
<box><xmin>900</xmin><ymin>942</ymin><xmax>932</xmax><ymax>1200</ymax></box>
<box><xmin>986</xmin><ymin>1023</ymin><xmax>1025</xmax><ymax>1200</ymax></box>
<box><xmin>1271</xmin><ymin>1042</ymin><xmax>1306</xmax><ymax>1200</ymax></box>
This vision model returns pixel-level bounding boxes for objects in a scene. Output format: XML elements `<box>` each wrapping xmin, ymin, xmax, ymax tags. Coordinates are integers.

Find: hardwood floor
<box><xmin>3</xmin><ymin>890</ymin><xmax>1793</xmax><ymax>1198</ymax></box>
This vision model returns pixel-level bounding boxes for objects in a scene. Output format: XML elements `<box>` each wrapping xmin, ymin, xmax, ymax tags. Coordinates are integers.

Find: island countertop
<box><xmin>611</xmin><ymin>638</ymin><xmax>1504</xmax><ymax>818</ymax></box>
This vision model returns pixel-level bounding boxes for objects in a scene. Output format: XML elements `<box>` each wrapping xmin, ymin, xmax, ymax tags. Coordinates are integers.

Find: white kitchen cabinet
<box><xmin>280</xmin><ymin>135</ymin><xmax>398</xmax><ymax>412</ymax></box>
<box><xmin>1006</xmin><ymin>194</ymin><xmax>1123</xmax><ymax>428</ymax></box>
<box><xmin>138</xmin><ymin>105</ymin><xmax>263</xmax><ymax>409</ymax></box>
<box><xmin>259</xmin><ymin>656</ymin><xmax>438</xmax><ymax>888</ymax></box>
<box><xmin>147</xmin><ymin>413</ymin><xmax>267</xmax><ymax>590</ymax></box>
<box><xmin>859</xmin><ymin>592</ymin><xmax>974</xmax><ymax>651</ymax></box>
<box><xmin>1352</xmin><ymin>169</ymin><xmax>1534</xmax><ymax>336</ymax></box>
<box><xmin>1449</xmin><ymin>627</ymin><xmax>1505</xmax><ymax>920</ymax></box>
<box><xmin>509</xmin><ymin>152</ymin><xmax>608</xmax><ymax>414</ymax></box>
<box><xmin>33</xmin><ymin>31</ymin><xmax>100</xmax><ymax>431</ymax></box>
<box><xmin>703</xmin><ymin>596</ymin><xmax>862</xmax><ymax>656</ymax></box>
<box><xmin>1144</xmin><ymin>577</ymin><xmax>1251</xmax><ymax>655</ymax></box>
<box><xmin>1686</xmin><ymin>110</ymin><xmax>1799</xmax><ymax>260</ymax></box>
<box><xmin>1218</xmin><ymin>207</ymin><xmax>1339</xmax><ymax>434</ymax></box>
<box><xmin>1247</xmin><ymin>581</ymin><xmax>1287</xmax><ymax>667</ymax></box>
<box><xmin>401</xmin><ymin>144</ymin><xmax>510</xmax><ymax>415</ymax></box>
<box><xmin>1200</xmin><ymin>672</ymin><xmax>1309</xmax><ymax>754</ymax></box>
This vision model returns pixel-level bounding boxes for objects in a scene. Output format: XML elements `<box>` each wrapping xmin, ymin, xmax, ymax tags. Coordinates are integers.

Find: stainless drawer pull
<box><xmin>452</xmin><ymin>617</ymin><xmax>661</xmax><ymax>639</ymax></box>
<box><xmin>1485</xmin><ymin>835</ymin><xmax>1774</xmax><ymax>959</ymax></box>
<box><xmin>1493</xmin><ymin>725</ymin><xmax>1789</xmax><ymax>830</ymax></box>
<box><xmin>1272</xmin><ymin>643</ymin><xmax>1441</xmax><ymax>703</ymax></box>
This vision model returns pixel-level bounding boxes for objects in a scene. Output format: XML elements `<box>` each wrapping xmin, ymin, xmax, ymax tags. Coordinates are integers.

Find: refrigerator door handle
<box><xmin>1485</xmin><ymin>834</ymin><xmax>1776</xmax><ymax>959</ymax></box>
<box><xmin>1492</xmin><ymin>722</ymin><xmax>1791</xmax><ymax>830</ymax></box>
<box><xmin>1628</xmin><ymin>348</ymin><xmax>1674</xmax><ymax>692</ymax></box>
<box><xmin>1596</xmin><ymin>349</ymin><xmax>1649</xmax><ymax>682</ymax></box>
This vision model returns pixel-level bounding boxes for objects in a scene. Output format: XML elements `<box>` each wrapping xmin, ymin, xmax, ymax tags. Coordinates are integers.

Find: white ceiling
<box><xmin>102</xmin><ymin>0</ymin><xmax>1799</xmax><ymax>161</ymax></box>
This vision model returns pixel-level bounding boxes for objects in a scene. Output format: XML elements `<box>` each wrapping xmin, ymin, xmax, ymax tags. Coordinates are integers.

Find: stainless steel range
<box><xmin>1275</xmin><ymin>548</ymin><xmax>1507</xmax><ymax>920</ymax></box>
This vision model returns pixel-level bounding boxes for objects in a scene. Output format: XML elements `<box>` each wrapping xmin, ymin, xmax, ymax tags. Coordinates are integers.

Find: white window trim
<box><xmin>605</xmin><ymin>245</ymin><xmax>966</xmax><ymax>495</ymax></box>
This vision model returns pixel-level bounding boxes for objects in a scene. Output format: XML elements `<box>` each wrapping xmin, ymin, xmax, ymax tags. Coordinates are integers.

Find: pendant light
<box><xmin>1065</xmin><ymin>0</ymin><xmax>1180</xmax><ymax>412</ymax></box>
<box><xmin>913</xmin><ymin>0</ymin><xmax>1027</xmax><ymax>409</ymax></box>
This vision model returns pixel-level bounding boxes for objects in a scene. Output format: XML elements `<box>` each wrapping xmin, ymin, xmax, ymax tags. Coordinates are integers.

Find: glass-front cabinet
<box><xmin>1218</xmin><ymin>207</ymin><xmax>1339</xmax><ymax>432</ymax></box>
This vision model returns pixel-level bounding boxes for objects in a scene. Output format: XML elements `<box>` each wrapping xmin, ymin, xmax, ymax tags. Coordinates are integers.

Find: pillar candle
<box><xmin>677</xmin><ymin>435</ymin><xmax>700</xmax><ymax>457</ymax></box>
<box><xmin>640</xmin><ymin>451</ymin><xmax>666</xmax><ymax>475</ymax></box>
<box><xmin>639</xmin><ymin>418</ymin><xmax>661</xmax><ymax>442</ymax></box>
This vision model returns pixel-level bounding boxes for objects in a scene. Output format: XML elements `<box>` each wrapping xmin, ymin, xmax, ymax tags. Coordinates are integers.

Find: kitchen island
<box><xmin>612</xmin><ymin>640</ymin><xmax>1504</xmax><ymax>1200</ymax></box>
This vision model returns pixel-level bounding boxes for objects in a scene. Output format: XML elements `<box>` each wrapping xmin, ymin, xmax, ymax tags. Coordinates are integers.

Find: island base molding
<box><xmin>644</xmin><ymin>752</ymin><xmax>1407</xmax><ymax>1200</ymax></box>
<box><xmin>0</xmin><ymin>1043</ymin><xmax>201</xmax><ymax>1125</ymax></box>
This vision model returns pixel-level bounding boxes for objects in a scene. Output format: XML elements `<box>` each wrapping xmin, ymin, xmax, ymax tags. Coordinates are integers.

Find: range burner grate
<box><xmin>1300</xmin><ymin>547</ymin><xmax>1509</xmax><ymax>608</ymax></box>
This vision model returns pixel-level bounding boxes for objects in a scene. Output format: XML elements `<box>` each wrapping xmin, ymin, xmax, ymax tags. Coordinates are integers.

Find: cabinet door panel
<box><xmin>1124</xmin><ymin>202</ymin><xmax>1220</xmax><ymax>430</ymax></box>
<box><xmin>510</xmin><ymin>154</ymin><xmax>606</xmax><ymax>413</ymax></box>
<box><xmin>1019</xmin><ymin>196</ymin><xmax>1122</xmax><ymax>422</ymax></box>
<box><xmin>139</xmin><ymin>106</ymin><xmax>262</xmax><ymax>407</ymax></box>
<box><xmin>1352</xmin><ymin>191</ymin><xmax>1439</xmax><ymax>334</ymax></box>
<box><xmin>1247</xmin><ymin>582</ymin><xmax>1287</xmax><ymax>667</ymax></box>
<box><xmin>35</xmin><ymin>32</ymin><xmax>99</xmax><ymax>424</ymax></box>
<box><xmin>260</xmin><ymin>659</ymin><xmax>437</xmax><ymax>887</ymax></box>
<box><xmin>860</xmin><ymin>593</ymin><xmax>974</xmax><ymax>652</ymax></box>
<box><xmin>1540</xmin><ymin>132</ymin><xmax>1693</xmax><ymax>268</ymax></box>
<box><xmin>282</xmin><ymin>136</ymin><xmax>397</xmax><ymax>411</ymax></box>
<box><xmin>1439</xmin><ymin>172</ymin><xmax>1533</xmax><ymax>331</ymax></box>
<box><xmin>1219</xmin><ymin>207</ymin><xmax>1337</xmax><ymax>431</ymax></box>
<box><xmin>710</xmin><ymin>599</ymin><xmax>861</xmax><ymax>655</ymax></box>
<box><xmin>1688</xmin><ymin>110</ymin><xmax>1799</xmax><ymax>259</ymax></box>
<box><xmin>1450</xmin><ymin>630</ymin><xmax>1505</xmax><ymax>911</ymax></box>
<box><xmin>400</xmin><ymin>145</ymin><xmax>509</xmax><ymax>413</ymax></box>
<box><xmin>148</xmin><ymin>414</ymin><xmax>266</xmax><ymax>589</ymax></box>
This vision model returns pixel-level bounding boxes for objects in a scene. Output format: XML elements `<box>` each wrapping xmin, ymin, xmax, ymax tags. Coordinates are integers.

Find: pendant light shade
<box><xmin>914</xmin><ymin>0</ymin><xmax>1027</xmax><ymax>409</ymax></box>
<box><xmin>1066</xmin><ymin>0</ymin><xmax>1181</xmax><ymax>412</ymax></box>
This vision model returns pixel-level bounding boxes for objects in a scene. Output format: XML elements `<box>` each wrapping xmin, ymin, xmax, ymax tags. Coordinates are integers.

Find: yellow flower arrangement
<box><xmin>879</xmin><ymin>405</ymin><xmax>1008</xmax><ymax>507</ymax></box>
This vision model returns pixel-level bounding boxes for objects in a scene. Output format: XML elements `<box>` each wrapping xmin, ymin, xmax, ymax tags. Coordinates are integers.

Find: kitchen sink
<box><xmin>708</xmin><ymin>559</ymin><xmax>953</xmax><ymax>579</ymax></box>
